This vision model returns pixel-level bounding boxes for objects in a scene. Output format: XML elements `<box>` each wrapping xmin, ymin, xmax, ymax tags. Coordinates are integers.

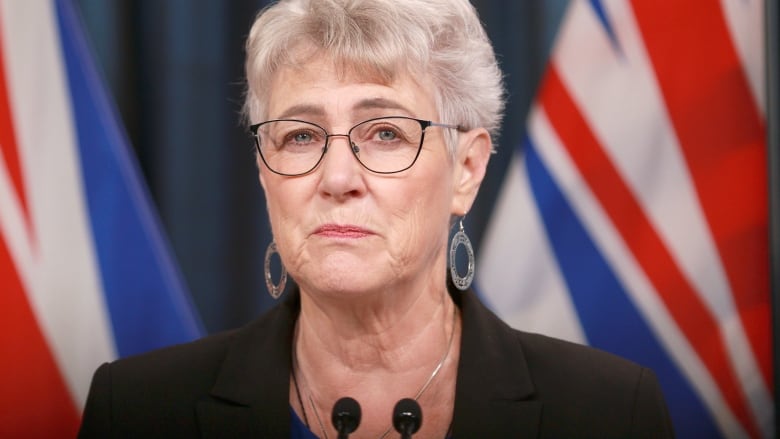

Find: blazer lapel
<box><xmin>197</xmin><ymin>293</ymin><xmax>300</xmax><ymax>438</ymax></box>
<box><xmin>451</xmin><ymin>290</ymin><xmax>542</xmax><ymax>438</ymax></box>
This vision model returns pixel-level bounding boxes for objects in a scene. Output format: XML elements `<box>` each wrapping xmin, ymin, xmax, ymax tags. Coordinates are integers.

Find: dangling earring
<box><xmin>264</xmin><ymin>241</ymin><xmax>287</xmax><ymax>299</ymax></box>
<box><xmin>449</xmin><ymin>218</ymin><xmax>475</xmax><ymax>291</ymax></box>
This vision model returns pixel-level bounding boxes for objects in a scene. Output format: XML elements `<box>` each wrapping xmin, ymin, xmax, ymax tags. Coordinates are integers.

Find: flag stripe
<box><xmin>631</xmin><ymin>0</ymin><xmax>771</xmax><ymax>400</ymax></box>
<box><xmin>54</xmin><ymin>0</ymin><xmax>202</xmax><ymax>358</ymax></box>
<box><xmin>540</xmin><ymin>66</ymin><xmax>759</xmax><ymax>438</ymax></box>
<box><xmin>0</xmin><ymin>235</ymin><xmax>79</xmax><ymax>438</ymax></box>
<box><xmin>719</xmin><ymin>0</ymin><xmax>765</xmax><ymax>115</ymax></box>
<box><xmin>524</xmin><ymin>133</ymin><xmax>721</xmax><ymax>437</ymax></box>
<box><xmin>587</xmin><ymin>0</ymin><xmax>621</xmax><ymax>55</ymax></box>
<box><xmin>0</xmin><ymin>21</ymin><xmax>29</xmax><ymax>231</ymax></box>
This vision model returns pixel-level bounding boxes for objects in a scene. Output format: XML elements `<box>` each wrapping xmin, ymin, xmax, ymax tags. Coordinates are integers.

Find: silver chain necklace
<box><xmin>292</xmin><ymin>303</ymin><xmax>458</xmax><ymax>439</ymax></box>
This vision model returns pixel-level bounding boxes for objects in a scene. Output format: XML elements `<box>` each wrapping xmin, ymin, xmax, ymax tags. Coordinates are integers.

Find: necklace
<box><xmin>292</xmin><ymin>348</ymin><xmax>328</xmax><ymax>438</ymax></box>
<box><xmin>292</xmin><ymin>302</ymin><xmax>458</xmax><ymax>439</ymax></box>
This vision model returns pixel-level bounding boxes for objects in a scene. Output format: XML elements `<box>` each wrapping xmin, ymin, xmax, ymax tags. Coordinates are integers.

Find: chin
<box><xmin>298</xmin><ymin>268</ymin><xmax>393</xmax><ymax>300</ymax></box>
<box><xmin>296</xmin><ymin>250</ymin><xmax>404</xmax><ymax>296</ymax></box>
<box><xmin>320</xmin><ymin>272</ymin><xmax>384</xmax><ymax>295</ymax></box>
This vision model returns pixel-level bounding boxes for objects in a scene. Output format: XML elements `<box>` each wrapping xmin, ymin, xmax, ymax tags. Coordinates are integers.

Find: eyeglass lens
<box><xmin>255</xmin><ymin>117</ymin><xmax>425</xmax><ymax>175</ymax></box>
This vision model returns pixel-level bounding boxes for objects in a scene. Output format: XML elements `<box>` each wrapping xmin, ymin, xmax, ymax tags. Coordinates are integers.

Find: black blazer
<box><xmin>78</xmin><ymin>289</ymin><xmax>674</xmax><ymax>438</ymax></box>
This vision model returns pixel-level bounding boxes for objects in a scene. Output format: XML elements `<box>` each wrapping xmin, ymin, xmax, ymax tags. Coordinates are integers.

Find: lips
<box><xmin>314</xmin><ymin>224</ymin><xmax>373</xmax><ymax>238</ymax></box>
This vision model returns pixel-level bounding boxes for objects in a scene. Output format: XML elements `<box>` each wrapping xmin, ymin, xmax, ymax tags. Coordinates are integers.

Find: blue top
<box><xmin>290</xmin><ymin>407</ymin><xmax>318</xmax><ymax>439</ymax></box>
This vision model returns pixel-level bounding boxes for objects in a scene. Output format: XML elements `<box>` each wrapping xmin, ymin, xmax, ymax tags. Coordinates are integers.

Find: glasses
<box><xmin>249</xmin><ymin>116</ymin><xmax>462</xmax><ymax>176</ymax></box>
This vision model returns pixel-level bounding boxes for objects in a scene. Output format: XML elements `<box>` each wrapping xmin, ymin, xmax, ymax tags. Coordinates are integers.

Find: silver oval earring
<box><xmin>449</xmin><ymin>219</ymin><xmax>475</xmax><ymax>291</ymax></box>
<box><xmin>264</xmin><ymin>241</ymin><xmax>287</xmax><ymax>299</ymax></box>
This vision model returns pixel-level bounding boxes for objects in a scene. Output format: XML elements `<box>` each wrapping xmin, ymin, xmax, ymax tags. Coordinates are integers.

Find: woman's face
<box><xmin>258</xmin><ymin>59</ymin><xmax>485</xmax><ymax>299</ymax></box>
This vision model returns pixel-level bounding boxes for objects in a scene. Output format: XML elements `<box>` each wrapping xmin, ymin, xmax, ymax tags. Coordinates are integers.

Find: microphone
<box><xmin>331</xmin><ymin>396</ymin><xmax>361</xmax><ymax>439</ymax></box>
<box><xmin>392</xmin><ymin>398</ymin><xmax>422</xmax><ymax>439</ymax></box>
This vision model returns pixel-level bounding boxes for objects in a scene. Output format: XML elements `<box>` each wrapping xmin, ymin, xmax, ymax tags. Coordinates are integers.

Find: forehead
<box><xmin>266</xmin><ymin>57</ymin><xmax>437</xmax><ymax>123</ymax></box>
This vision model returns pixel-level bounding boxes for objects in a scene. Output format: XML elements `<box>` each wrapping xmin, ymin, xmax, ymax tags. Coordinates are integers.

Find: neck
<box><xmin>292</xmin><ymin>285</ymin><xmax>461</xmax><ymax>438</ymax></box>
<box><xmin>298</xmin><ymin>278</ymin><xmax>452</xmax><ymax>363</ymax></box>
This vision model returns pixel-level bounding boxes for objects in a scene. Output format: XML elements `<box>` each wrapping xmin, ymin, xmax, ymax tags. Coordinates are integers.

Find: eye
<box><xmin>292</xmin><ymin>131</ymin><xmax>314</xmax><ymax>143</ymax></box>
<box><xmin>351</xmin><ymin>118</ymin><xmax>416</xmax><ymax>146</ymax></box>
<box><xmin>376</xmin><ymin>128</ymin><xmax>398</xmax><ymax>141</ymax></box>
<box><xmin>283</xmin><ymin>128</ymin><xmax>320</xmax><ymax>146</ymax></box>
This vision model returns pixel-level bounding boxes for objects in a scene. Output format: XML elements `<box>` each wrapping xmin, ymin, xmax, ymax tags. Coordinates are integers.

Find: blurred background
<box><xmin>74</xmin><ymin>0</ymin><xmax>569</xmax><ymax>333</ymax></box>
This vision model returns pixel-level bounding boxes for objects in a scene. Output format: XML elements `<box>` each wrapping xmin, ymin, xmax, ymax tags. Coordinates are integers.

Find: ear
<box><xmin>451</xmin><ymin>128</ymin><xmax>492</xmax><ymax>216</ymax></box>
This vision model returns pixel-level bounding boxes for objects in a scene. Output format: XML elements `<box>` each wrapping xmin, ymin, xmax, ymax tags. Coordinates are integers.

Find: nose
<box><xmin>317</xmin><ymin>134</ymin><xmax>366</xmax><ymax>200</ymax></box>
<box><xmin>325</xmin><ymin>134</ymin><xmax>359</xmax><ymax>155</ymax></box>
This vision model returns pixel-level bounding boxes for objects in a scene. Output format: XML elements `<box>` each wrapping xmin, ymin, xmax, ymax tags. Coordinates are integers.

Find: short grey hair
<box><xmin>243</xmin><ymin>0</ymin><xmax>506</xmax><ymax>150</ymax></box>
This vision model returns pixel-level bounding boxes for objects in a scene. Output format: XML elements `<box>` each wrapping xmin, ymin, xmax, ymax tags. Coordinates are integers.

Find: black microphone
<box><xmin>331</xmin><ymin>396</ymin><xmax>361</xmax><ymax>439</ymax></box>
<box><xmin>392</xmin><ymin>398</ymin><xmax>422</xmax><ymax>439</ymax></box>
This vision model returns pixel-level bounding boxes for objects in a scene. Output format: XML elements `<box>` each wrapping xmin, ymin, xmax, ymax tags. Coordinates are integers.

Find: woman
<box><xmin>79</xmin><ymin>0</ymin><xmax>674</xmax><ymax>437</ymax></box>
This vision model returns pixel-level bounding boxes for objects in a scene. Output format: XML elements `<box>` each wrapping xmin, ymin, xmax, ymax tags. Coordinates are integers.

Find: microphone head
<box><xmin>332</xmin><ymin>396</ymin><xmax>361</xmax><ymax>434</ymax></box>
<box><xmin>392</xmin><ymin>398</ymin><xmax>422</xmax><ymax>435</ymax></box>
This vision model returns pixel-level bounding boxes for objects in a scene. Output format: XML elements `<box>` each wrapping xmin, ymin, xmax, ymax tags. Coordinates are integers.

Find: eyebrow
<box><xmin>274</xmin><ymin>97</ymin><xmax>414</xmax><ymax>120</ymax></box>
<box><xmin>275</xmin><ymin>104</ymin><xmax>326</xmax><ymax>120</ymax></box>
<box><xmin>353</xmin><ymin>97</ymin><xmax>412</xmax><ymax>115</ymax></box>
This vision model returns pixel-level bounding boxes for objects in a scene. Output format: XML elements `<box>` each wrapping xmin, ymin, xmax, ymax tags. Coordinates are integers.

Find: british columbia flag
<box><xmin>478</xmin><ymin>0</ymin><xmax>771</xmax><ymax>437</ymax></box>
<box><xmin>0</xmin><ymin>1</ymin><xmax>202</xmax><ymax>437</ymax></box>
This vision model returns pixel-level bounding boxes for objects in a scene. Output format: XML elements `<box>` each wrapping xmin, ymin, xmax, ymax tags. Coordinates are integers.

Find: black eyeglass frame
<box><xmin>249</xmin><ymin>116</ymin><xmax>464</xmax><ymax>176</ymax></box>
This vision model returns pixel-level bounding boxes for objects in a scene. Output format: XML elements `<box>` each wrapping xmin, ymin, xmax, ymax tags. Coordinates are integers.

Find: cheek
<box><xmin>262</xmin><ymin>179</ymin><xmax>304</xmax><ymax>245</ymax></box>
<box><xmin>262</xmin><ymin>173</ymin><xmax>308</xmax><ymax>217</ymax></box>
<box><xmin>262</xmin><ymin>174</ymin><xmax>327</xmax><ymax>261</ymax></box>
<box><xmin>263</xmin><ymin>189</ymin><xmax>311</xmax><ymax>274</ymax></box>
<box><xmin>384</xmin><ymin>173</ymin><xmax>453</xmax><ymax>260</ymax></box>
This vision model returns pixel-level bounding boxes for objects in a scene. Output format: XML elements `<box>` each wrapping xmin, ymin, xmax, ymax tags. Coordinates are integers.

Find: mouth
<box><xmin>314</xmin><ymin>224</ymin><xmax>374</xmax><ymax>239</ymax></box>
